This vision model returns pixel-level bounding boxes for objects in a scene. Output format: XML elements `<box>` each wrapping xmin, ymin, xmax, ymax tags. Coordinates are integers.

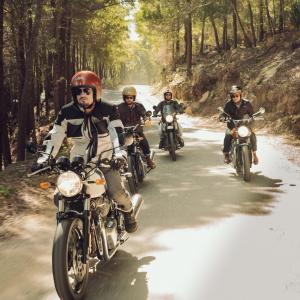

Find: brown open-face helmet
<box><xmin>70</xmin><ymin>71</ymin><xmax>101</xmax><ymax>102</ymax></box>
<box><xmin>122</xmin><ymin>86</ymin><xmax>137</xmax><ymax>101</ymax></box>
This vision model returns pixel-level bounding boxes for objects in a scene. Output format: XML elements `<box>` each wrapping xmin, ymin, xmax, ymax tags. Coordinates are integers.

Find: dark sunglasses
<box><xmin>165</xmin><ymin>93</ymin><xmax>172</xmax><ymax>97</ymax></box>
<box><xmin>125</xmin><ymin>96</ymin><xmax>134</xmax><ymax>99</ymax></box>
<box><xmin>232</xmin><ymin>94</ymin><xmax>241</xmax><ymax>98</ymax></box>
<box><xmin>74</xmin><ymin>87</ymin><xmax>91</xmax><ymax>96</ymax></box>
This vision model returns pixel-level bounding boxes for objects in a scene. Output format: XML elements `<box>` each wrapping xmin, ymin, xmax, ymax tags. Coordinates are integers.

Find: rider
<box><xmin>118</xmin><ymin>86</ymin><xmax>156</xmax><ymax>169</ymax></box>
<box><xmin>220</xmin><ymin>85</ymin><xmax>259</xmax><ymax>165</ymax></box>
<box><xmin>31</xmin><ymin>71</ymin><xmax>138</xmax><ymax>233</ymax></box>
<box><xmin>153</xmin><ymin>90</ymin><xmax>184</xmax><ymax>149</ymax></box>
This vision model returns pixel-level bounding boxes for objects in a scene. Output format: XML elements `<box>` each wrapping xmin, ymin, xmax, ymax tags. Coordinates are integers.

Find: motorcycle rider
<box><xmin>220</xmin><ymin>85</ymin><xmax>259</xmax><ymax>165</ymax></box>
<box><xmin>118</xmin><ymin>86</ymin><xmax>156</xmax><ymax>169</ymax></box>
<box><xmin>153</xmin><ymin>90</ymin><xmax>184</xmax><ymax>149</ymax></box>
<box><xmin>31</xmin><ymin>71</ymin><xmax>138</xmax><ymax>233</ymax></box>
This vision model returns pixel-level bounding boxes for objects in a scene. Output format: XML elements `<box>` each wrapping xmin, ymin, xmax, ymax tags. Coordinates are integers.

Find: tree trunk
<box><xmin>184</xmin><ymin>0</ymin><xmax>192</xmax><ymax>78</ymax></box>
<box><xmin>231</xmin><ymin>0</ymin><xmax>252</xmax><ymax>48</ymax></box>
<box><xmin>265</xmin><ymin>0</ymin><xmax>275</xmax><ymax>35</ymax></box>
<box><xmin>210</xmin><ymin>14</ymin><xmax>221</xmax><ymax>51</ymax></box>
<box><xmin>17</xmin><ymin>0</ymin><xmax>44</xmax><ymax>161</ymax></box>
<box><xmin>258</xmin><ymin>0</ymin><xmax>264</xmax><ymax>42</ymax></box>
<box><xmin>279</xmin><ymin>0</ymin><xmax>285</xmax><ymax>32</ymax></box>
<box><xmin>232</xmin><ymin>0</ymin><xmax>238</xmax><ymax>48</ymax></box>
<box><xmin>222</xmin><ymin>15</ymin><xmax>228</xmax><ymax>50</ymax></box>
<box><xmin>0</xmin><ymin>0</ymin><xmax>4</xmax><ymax>170</ymax></box>
<box><xmin>247</xmin><ymin>0</ymin><xmax>257</xmax><ymax>46</ymax></box>
<box><xmin>200</xmin><ymin>14</ymin><xmax>206</xmax><ymax>55</ymax></box>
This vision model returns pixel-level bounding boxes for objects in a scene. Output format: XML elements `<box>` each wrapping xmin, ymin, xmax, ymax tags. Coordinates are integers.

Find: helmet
<box><xmin>229</xmin><ymin>85</ymin><xmax>242</xmax><ymax>95</ymax></box>
<box><xmin>164</xmin><ymin>90</ymin><xmax>172</xmax><ymax>99</ymax></box>
<box><xmin>122</xmin><ymin>86</ymin><xmax>137</xmax><ymax>100</ymax></box>
<box><xmin>70</xmin><ymin>71</ymin><xmax>101</xmax><ymax>101</ymax></box>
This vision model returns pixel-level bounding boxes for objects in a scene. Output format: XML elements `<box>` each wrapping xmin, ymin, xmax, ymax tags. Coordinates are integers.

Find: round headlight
<box><xmin>238</xmin><ymin>126</ymin><xmax>250</xmax><ymax>137</ymax></box>
<box><xmin>57</xmin><ymin>171</ymin><xmax>83</xmax><ymax>197</ymax></box>
<box><xmin>165</xmin><ymin>115</ymin><xmax>174</xmax><ymax>123</ymax></box>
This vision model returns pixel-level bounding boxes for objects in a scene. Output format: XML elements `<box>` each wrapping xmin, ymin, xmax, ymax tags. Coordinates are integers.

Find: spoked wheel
<box><xmin>127</xmin><ymin>156</ymin><xmax>138</xmax><ymax>193</ymax></box>
<box><xmin>52</xmin><ymin>218</ymin><xmax>89</xmax><ymax>300</ymax></box>
<box><xmin>242</xmin><ymin>146</ymin><xmax>251</xmax><ymax>182</ymax></box>
<box><xmin>168</xmin><ymin>133</ymin><xmax>176</xmax><ymax>161</ymax></box>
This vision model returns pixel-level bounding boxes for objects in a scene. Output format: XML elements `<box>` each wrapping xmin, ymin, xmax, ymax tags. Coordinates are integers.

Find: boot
<box><xmin>159</xmin><ymin>139</ymin><xmax>165</xmax><ymax>149</ymax></box>
<box><xmin>224</xmin><ymin>152</ymin><xmax>231</xmax><ymax>164</ymax></box>
<box><xmin>178</xmin><ymin>137</ymin><xmax>184</xmax><ymax>147</ymax></box>
<box><xmin>124</xmin><ymin>209</ymin><xmax>138</xmax><ymax>233</ymax></box>
<box><xmin>252</xmin><ymin>151</ymin><xmax>259</xmax><ymax>165</ymax></box>
<box><xmin>146</xmin><ymin>155</ymin><xmax>156</xmax><ymax>169</ymax></box>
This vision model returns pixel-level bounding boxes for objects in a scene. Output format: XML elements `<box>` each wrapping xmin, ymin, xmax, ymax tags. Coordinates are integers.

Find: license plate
<box><xmin>167</xmin><ymin>126</ymin><xmax>174</xmax><ymax>129</ymax></box>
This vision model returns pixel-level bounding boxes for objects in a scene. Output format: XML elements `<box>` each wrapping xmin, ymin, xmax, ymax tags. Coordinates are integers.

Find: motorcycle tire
<box><xmin>127</xmin><ymin>156</ymin><xmax>138</xmax><ymax>193</ymax></box>
<box><xmin>242</xmin><ymin>146</ymin><xmax>251</xmax><ymax>182</ymax></box>
<box><xmin>136</xmin><ymin>155</ymin><xmax>145</xmax><ymax>183</ymax></box>
<box><xmin>168</xmin><ymin>133</ymin><xmax>176</xmax><ymax>161</ymax></box>
<box><xmin>52</xmin><ymin>218</ymin><xmax>89</xmax><ymax>300</ymax></box>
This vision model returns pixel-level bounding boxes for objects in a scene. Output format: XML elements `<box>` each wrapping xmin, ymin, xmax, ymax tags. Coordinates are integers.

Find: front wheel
<box><xmin>168</xmin><ymin>132</ymin><xmax>176</xmax><ymax>161</ymax></box>
<box><xmin>242</xmin><ymin>146</ymin><xmax>251</xmax><ymax>182</ymax></box>
<box><xmin>52</xmin><ymin>218</ymin><xmax>89</xmax><ymax>300</ymax></box>
<box><xmin>127</xmin><ymin>156</ymin><xmax>138</xmax><ymax>193</ymax></box>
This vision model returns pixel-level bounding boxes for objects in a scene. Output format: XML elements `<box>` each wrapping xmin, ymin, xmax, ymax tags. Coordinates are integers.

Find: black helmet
<box><xmin>229</xmin><ymin>85</ymin><xmax>242</xmax><ymax>95</ymax></box>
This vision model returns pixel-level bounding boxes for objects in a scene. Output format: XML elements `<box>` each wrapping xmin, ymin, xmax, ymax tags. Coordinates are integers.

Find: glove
<box><xmin>111</xmin><ymin>156</ymin><xmax>126</xmax><ymax>170</ymax></box>
<box><xmin>144</xmin><ymin>119</ymin><xmax>152</xmax><ymax>127</ymax></box>
<box><xmin>219</xmin><ymin>114</ymin><xmax>226</xmax><ymax>122</ymax></box>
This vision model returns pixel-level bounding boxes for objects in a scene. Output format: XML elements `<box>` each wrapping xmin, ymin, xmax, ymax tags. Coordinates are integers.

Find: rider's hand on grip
<box><xmin>219</xmin><ymin>114</ymin><xmax>226</xmax><ymax>122</ymax></box>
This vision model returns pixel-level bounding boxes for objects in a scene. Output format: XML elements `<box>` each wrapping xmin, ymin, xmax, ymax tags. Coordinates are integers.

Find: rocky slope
<box><xmin>166</xmin><ymin>30</ymin><xmax>300</xmax><ymax>136</ymax></box>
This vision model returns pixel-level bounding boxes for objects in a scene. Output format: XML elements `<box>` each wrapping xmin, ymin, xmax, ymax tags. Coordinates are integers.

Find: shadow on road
<box><xmin>85</xmin><ymin>250</ymin><xmax>155</xmax><ymax>300</ymax></box>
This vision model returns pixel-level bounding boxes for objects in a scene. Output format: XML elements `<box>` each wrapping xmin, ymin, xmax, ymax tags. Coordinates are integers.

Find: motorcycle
<box><xmin>153</xmin><ymin>104</ymin><xmax>184</xmax><ymax>161</ymax></box>
<box><xmin>122</xmin><ymin>121</ymin><xmax>155</xmax><ymax>194</ymax></box>
<box><xmin>27</xmin><ymin>140</ymin><xmax>143</xmax><ymax>300</ymax></box>
<box><xmin>218</xmin><ymin>106</ymin><xmax>265</xmax><ymax>182</ymax></box>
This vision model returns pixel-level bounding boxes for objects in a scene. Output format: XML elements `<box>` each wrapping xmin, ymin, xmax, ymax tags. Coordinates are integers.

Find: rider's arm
<box><xmin>173</xmin><ymin>100</ymin><xmax>184</xmax><ymax>113</ymax></box>
<box><xmin>137</xmin><ymin>103</ymin><xmax>147</xmax><ymax>121</ymax></box>
<box><xmin>153</xmin><ymin>101</ymin><xmax>162</xmax><ymax>117</ymax></box>
<box><xmin>224</xmin><ymin>102</ymin><xmax>235</xmax><ymax>130</ymax></box>
<box><xmin>37</xmin><ymin>109</ymin><xmax>67</xmax><ymax>163</ymax></box>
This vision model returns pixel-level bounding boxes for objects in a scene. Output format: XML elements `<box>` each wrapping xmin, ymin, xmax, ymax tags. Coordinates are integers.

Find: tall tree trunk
<box><xmin>0</xmin><ymin>0</ymin><xmax>4</xmax><ymax>169</ymax></box>
<box><xmin>232</xmin><ymin>0</ymin><xmax>238</xmax><ymax>48</ymax></box>
<box><xmin>279</xmin><ymin>0</ymin><xmax>285</xmax><ymax>32</ymax></box>
<box><xmin>222</xmin><ymin>14</ymin><xmax>228</xmax><ymax>50</ymax></box>
<box><xmin>200</xmin><ymin>14</ymin><xmax>206</xmax><ymax>55</ymax></box>
<box><xmin>248</xmin><ymin>0</ymin><xmax>257</xmax><ymax>46</ymax></box>
<box><xmin>210</xmin><ymin>14</ymin><xmax>221</xmax><ymax>51</ymax></box>
<box><xmin>231</xmin><ymin>0</ymin><xmax>253</xmax><ymax>48</ymax></box>
<box><xmin>184</xmin><ymin>0</ymin><xmax>192</xmax><ymax>78</ymax></box>
<box><xmin>258</xmin><ymin>0</ymin><xmax>264</xmax><ymax>42</ymax></box>
<box><xmin>17</xmin><ymin>0</ymin><xmax>44</xmax><ymax>161</ymax></box>
<box><xmin>265</xmin><ymin>0</ymin><xmax>275</xmax><ymax>35</ymax></box>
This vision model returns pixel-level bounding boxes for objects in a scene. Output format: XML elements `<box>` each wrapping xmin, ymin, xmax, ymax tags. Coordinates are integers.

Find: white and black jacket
<box><xmin>38</xmin><ymin>100</ymin><xmax>125</xmax><ymax>164</ymax></box>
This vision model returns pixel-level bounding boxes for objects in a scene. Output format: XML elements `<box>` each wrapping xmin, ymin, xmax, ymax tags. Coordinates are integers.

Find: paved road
<box><xmin>1</xmin><ymin>85</ymin><xmax>300</xmax><ymax>300</ymax></box>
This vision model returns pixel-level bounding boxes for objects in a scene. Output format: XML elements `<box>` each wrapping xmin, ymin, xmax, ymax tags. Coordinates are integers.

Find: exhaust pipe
<box><xmin>132</xmin><ymin>194</ymin><xmax>143</xmax><ymax>218</ymax></box>
<box><xmin>150</xmin><ymin>150</ymin><xmax>155</xmax><ymax>160</ymax></box>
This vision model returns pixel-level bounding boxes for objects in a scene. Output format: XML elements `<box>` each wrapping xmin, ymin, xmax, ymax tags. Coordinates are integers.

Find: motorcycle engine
<box><xmin>91</xmin><ymin>196</ymin><xmax>110</xmax><ymax>217</ymax></box>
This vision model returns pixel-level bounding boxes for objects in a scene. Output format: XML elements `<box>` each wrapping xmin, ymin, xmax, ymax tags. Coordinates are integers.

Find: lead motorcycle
<box><xmin>218</xmin><ymin>106</ymin><xmax>265</xmax><ymax>181</ymax></box>
<box><xmin>27</xmin><ymin>141</ymin><xmax>143</xmax><ymax>300</ymax></box>
<box><xmin>153</xmin><ymin>104</ymin><xmax>184</xmax><ymax>161</ymax></box>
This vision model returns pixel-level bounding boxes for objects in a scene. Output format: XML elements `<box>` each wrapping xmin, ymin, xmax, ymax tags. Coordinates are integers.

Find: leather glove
<box><xmin>111</xmin><ymin>156</ymin><xmax>126</xmax><ymax>170</ymax></box>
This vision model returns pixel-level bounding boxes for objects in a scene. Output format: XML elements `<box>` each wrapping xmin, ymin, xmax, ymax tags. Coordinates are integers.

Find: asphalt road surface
<box><xmin>1</xmin><ymin>85</ymin><xmax>300</xmax><ymax>300</ymax></box>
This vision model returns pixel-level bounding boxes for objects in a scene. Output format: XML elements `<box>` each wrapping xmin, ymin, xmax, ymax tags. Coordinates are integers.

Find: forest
<box><xmin>1</xmin><ymin>0</ymin><xmax>300</xmax><ymax>170</ymax></box>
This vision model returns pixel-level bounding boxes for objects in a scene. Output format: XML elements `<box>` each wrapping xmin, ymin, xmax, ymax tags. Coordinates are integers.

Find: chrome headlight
<box><xmin>238</xmin><ymin>126</ymin><xmax>250</xmax><ymax>137</ymax></box>
<box><xmin>165</xmin><ymin>115</ymin><xmax>174</xmax><ymax>123</ymax></box>
<box><xmin>57</xmin><ymin>171</ymin><xmax>83</xmax><ymax>197</ymax></box>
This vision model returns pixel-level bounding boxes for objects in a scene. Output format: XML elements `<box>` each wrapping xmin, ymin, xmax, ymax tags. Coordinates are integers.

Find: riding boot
<box><xmin>252</xmin><ymin>151</ymin><xmax>259</xmax><ymax>165</ymax></box>
<box><xmin>223</xmin><ymin>152</ymin><xmax>231</xmax><ymax>164</ymax></box>
<box><xmin>159</xmin><ymin>139</ymin><xmax>165</xmax><ymax>149</ymax></box>
<box><xmin>124</xmin><ymin>209</ymin><xmax>138</xmax><ymax>233</ymax></box>
<box><xmin>178</xmin><ymin>136</ymin><xmax>184</xmax><ymax>147</ymax></box>
<box><xmin>146</xmin><ymin>155</ymin><xmax>156</xmax><ymax>169</ymax></box>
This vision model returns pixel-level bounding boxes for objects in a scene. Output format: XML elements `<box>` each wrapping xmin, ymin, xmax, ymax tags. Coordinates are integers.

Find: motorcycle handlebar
<box><xmin>27</xmin><ymin>165</ymin><xmax>52</xmax><ymax>178</ymax></box>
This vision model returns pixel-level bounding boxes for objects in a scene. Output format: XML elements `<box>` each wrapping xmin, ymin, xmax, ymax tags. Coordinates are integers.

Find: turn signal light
<box><xmin>40</xmin><ymin>182</ymin><xmax>50</xmax><ymax>190</ymax></box>
<box><xmin>95</xmin><ymin>178</ymin><xmax>105</xmax><ymax>185</ymax></box>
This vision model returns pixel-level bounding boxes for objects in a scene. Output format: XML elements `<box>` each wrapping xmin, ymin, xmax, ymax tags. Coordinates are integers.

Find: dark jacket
<box><xmin>118</xmin><ymin>102</ymin><xmax>147</xmax><ymax>128</ymax></box>
<box><xmin>223</xmin><ymin>98</ymin><xmax>254</xmax><ymax>129</ymax></box>
<box><xmin>153</xmin><ymin>100</ymin><xmax>182</xmax><ymax>117</ymax></box>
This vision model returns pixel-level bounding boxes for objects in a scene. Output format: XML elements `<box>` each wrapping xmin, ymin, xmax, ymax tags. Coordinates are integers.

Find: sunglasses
<box><xmin>232</xmin><ymin>94</ymin><xmax>241</xmax><ymax>98</ymax></box>
<box><xmin>125</xmin><ymin>96</ymin><xmax>134</xmax><ymax>99</ymax></box>
<box><xmin>165</xmin><ymin>93</ymin><xmax>172</xmax><ymax>96</ymax></box>
<box><xmin>74</xmin><ymin>87</ymin><xmax>91</xmax><ymax>96</ymax></box>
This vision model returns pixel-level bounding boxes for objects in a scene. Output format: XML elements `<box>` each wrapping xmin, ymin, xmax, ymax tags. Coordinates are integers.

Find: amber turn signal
<box><xmin>95</xmin><ymin>178</ymin><xmax>105</xmax><ymax>185</ymax></box>
<box><xmin>40</xmin><ymin>182</ymin><xmax>50</xmax><ymax>190</ymax></box>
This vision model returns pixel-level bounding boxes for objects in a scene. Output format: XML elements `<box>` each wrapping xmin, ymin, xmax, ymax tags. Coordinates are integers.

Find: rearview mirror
<box><xmin>146</xmin><ymin>110</ymin><xmax>152</xmax><ymax>117</ymax></box>
<box><xmin>26</xmin><ymin>141</ymin><xmax>37</xmax><ymax>154</ymax></box>
<box><xmin>152</xmin><ymin>105</ymin><xmax>157</xmax><ymax>110</ymax></box>
<box><xmin>217</xmin><ymin>106</ymin><xmax>224</xmax><ymax>113</ymax></box>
